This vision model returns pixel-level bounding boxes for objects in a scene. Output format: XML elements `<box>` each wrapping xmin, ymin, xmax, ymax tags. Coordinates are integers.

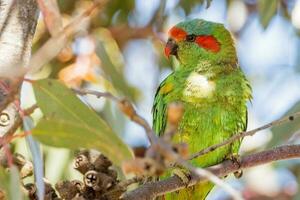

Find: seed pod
<box><xmin>84</xmin><ymin>170</ymin><xmax>114</xmax><ymax>192</ymax></box>
<box><xmin>24</xmin><ymin>183</ymin><xmax>37</xmax><ymax>200</ymax></box>
<box><xmin>84</xmin><ymin>170</ymin><xmax>101</xmax><ymax>191</ymax></box>
<box><xmin>14</xmin><ymin>153</ymin><xmax>33</xmax><ymax>178</ymax></box>
<box><xmin>71</xmin><ymin>196</ymin><xmax>86</xmax><ymax>200</ymax></box>
<box><xmin>25</xmin><ymin>181</ymin><xmax>58</xmax><ymax>200</ymax></box>
<box><xmin>71</xmin><ymin>180</ymin><xmax>85</xmax><ymax>193</ymax></box>
<box><xmin>98</xmin><ymin>172</ymin><xmax>115</xmax><ymax>190</ymax></box>
<box><xmin>44</xmin><ymin>180</ymin><xmax>58</xmax><ymax>200</ymax></box>
<box><xmin>55</xmin><ymin>180</ymin><xmax>80</xmax><ymax>199</ymax></box>
<box><xmin>0</xmin><ymin>112</ymin><xmax>10</xmax><ymax>127</ymax></box>
<box><xmin>107</xmin><ymin>169</ymin><xmax>118</xmax><ymax>180</ymax></box>
<box><xmin>74</xmin><ymin>154</ymin><xmax>92</xmax><ymax>174</ymax></box>
<box><xmin>81</xmin><ymin>186</ymin><xmax>96</xmax><ymax>200</ymax></box>
<box><xmin>102</xmin><ymin>184</ymin><xmax>124</xmax><ymax>200</ymax></box>
<box><xmin>93</xmin><ymin>154</ymin><xmax>112</xmax><ymax>172</ymax></box>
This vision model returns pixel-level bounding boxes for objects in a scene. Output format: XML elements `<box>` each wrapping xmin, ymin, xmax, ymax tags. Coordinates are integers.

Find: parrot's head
<box><xmin>165</xmin><ymin>19</ymin><xmax>237</xmax><ymax>67</ymax></box>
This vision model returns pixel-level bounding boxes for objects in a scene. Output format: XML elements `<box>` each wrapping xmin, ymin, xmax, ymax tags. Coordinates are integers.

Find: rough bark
<box><xmin>123</xmin><ymin>145</ymin><xmax>300</xmax><ymax>200</ymax></box>
<box><xmin>0</xmin><ymin>0</ymin><xmax>39</xmax><ymax>137</ymax></box>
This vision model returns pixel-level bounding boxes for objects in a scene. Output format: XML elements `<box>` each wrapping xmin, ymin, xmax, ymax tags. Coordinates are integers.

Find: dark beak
<box><xmin>164</xmin><ymin>38</ymin><xmax>178</xmax><ymax>58</ymax></box>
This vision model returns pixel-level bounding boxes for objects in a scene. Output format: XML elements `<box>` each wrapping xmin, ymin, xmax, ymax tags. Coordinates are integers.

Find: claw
<box><xmin>234</xmin><ymin>170</ymin><xmax>243</xmax><ymax>178</ymax></box>
<box><xmin>226</xmin><ymin>153</ymin><xmax>243</xmax><ymax>179</ymax></box>
<box><xmin>173</xmin><ymin>168</ymin><xmax>191</xmax><ymax>187</ymax></box>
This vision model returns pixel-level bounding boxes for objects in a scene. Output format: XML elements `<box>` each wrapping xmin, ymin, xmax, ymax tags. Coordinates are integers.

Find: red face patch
<box><xmin>169</xmin><ymin>27</ymin><xmax>187</xmax><ymax>41</ymax></box>
<box><xmin>195</xmin><ymin>35</ymin><xmax>220</xmax><ymax>53</ymax></box>
<box><xmin>164</xmin><ymin>45</ymin><xmax>171</xmax><ymax>58</ymax></box>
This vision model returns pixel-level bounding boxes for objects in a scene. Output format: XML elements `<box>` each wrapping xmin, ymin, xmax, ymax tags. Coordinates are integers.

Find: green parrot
<box><xmin>152</xmin><ymin>19</ymin><xmax>252</xmax><ymax>199</ymax></box>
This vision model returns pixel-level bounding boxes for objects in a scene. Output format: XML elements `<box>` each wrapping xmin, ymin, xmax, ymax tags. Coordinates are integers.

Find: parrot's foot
<box><xmin>234</xmin><ymin>170</ymin><xmax>243</xmax><ymax>179</ymax></box>
<box><xmin>172</xmin><ymin>168</ymin><xmax>191</xmax><ymax>187</ymax></box>
<box><xmin>227</xmin><ymin>153</ymin><xmax>243</xmax><ymax>179</ymax></box>
<box><xmin>144</xmin><ymin>176</ymin><xmax>158</xmax><ymax>184</ymax></box>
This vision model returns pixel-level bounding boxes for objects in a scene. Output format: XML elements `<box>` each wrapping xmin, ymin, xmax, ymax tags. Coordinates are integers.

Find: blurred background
<box><xmin>16</xmin><ymin>0</ymin><xmax>300</xmax><ymax>199</ymax></box>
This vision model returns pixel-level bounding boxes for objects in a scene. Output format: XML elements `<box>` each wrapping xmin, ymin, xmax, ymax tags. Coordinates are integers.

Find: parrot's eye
<box><xmin>186</xmin><ymin>34</ymin><xmax>196</xmax><ymax>42</ymax></box>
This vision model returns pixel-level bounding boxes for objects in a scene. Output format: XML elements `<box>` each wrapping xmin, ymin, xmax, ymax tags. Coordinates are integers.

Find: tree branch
<box><xmin>0</xmin><ymin>0</ymin><xmax>38</xmax><ymax>77</ymax></box>
<box><xmin>189</xmin><ymin>111</ymin><xmax>300</xmax><ymax>160</ymax></box>
<box><xmin>28</xmin><ymin>0</ymin><xmax>108</xmax><ymax>74</ymax></box>
<box><xmin>0</xmin><ymin>0</ymin><xmax>39</xmax><ymax>137</ymax></box>
<box><xmin>122</xmin><ymin>144</ymin><xmax>300</xmax><ymax>200</ymax></box>
<box><xmin>73</xmin><ymin>88</ymin><xmax>158</xmax><ymax>144</ymax></box>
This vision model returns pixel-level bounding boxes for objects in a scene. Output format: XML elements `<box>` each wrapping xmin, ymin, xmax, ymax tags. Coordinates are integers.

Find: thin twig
<box><xmin>29</xmin><ymin>0</ymin><xmax>108</xmax><ymax>74</ymax></box>
<box><xmin>73</xmin><ymin>88</ymin><xmax>119</xmax><ymax>101</ymax></box>
<box><xmin>37</xmin><ymin>0</ymin><xmax>63</xmax><ymax>36</ymax></box>
<box><xmin>0</xmin><ymin>78</ymin><xmax>22</xmax><ymax>113</ymax></box>
<box><xmin>74</xmin><ymin>88</ymin><xmax>158</xmax><ymax>144</ymax></box>
<box><xmin>23</xmin><ymin>104</ymin><xmax>39</xmax><ymax>116</ymax></box>
<box><xmin>0</xmin><ymin>104</ymin><xmax>38</xmax><ymax>148</ymax></box>
<box><xmin>8</xmin><ymin>103</ymin><xmax>38</xmax><ymax>136</ymax></box>
<box><xmin>189</xmin><ymin>111</ymin><xmax>300</xmax><ymax>160</ymax></box>
<box><xmin>123</xmin><ymin>144</ymin><xmax>300</xmax><ymax>200</ymax></box>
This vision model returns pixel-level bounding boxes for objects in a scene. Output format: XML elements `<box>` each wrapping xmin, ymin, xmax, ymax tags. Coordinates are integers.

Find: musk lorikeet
<box><xmin>152</xmin><ymin>19</ymin><xmax>252</xmax><ymax>199</ymax></box>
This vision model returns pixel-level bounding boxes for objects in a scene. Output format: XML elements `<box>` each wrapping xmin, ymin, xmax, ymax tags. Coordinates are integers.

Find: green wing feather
<box><xmin>152</xmin><ymin>78</ymin><xmax>168</xmax><ymax>136</ymax></box>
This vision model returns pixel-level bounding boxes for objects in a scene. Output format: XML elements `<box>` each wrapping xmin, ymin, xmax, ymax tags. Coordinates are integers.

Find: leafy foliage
<box><xmin>32</xmin><ymin>79</ymin><xmax>133</xmax><ymax>166</ymax></box>
<box><xmin>0</xmin><ymin>166</ymin><xmax>22</xmax><ymax>200</ymax></box>
<box><xmin>258</xmin><ymin>0</ymin><xmax>279</xmax><ymax>29</ymax></box>
<box><xmin>96</xmin><ymin>42</ymin><xmax>135</xmax><ymax>100</ymax></box>
<box><xmin>178</xmin><ymin>0</ymin><xmax>212</xmax><ymax>14</ymax></box>
<box><xmin>25</xmin><ymin>116</ymin><xmax>44</xmax><ymax>200</ymax></box>
<box><xmin>104</xmin><ymin>0</ymin><xmax>135</xmax><ymax>24</ymax></box>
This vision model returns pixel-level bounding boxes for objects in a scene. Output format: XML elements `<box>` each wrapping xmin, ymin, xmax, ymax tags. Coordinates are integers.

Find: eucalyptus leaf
<box><xmin>105</xmin><ymin>0</ymin><xmax>134</xmax><ymax>24</ymax></box>
<box><xmin>9</xmin><ymin>166</ymin><xmax>22</xmax><ymax>200</ymax></box>
<box><xmin>25</xmin><ymin>116</ymin><xmax>44</xmax><ymax>200</ymax></box>
<box><xmin>258</xmin><ymin>0</ymin><xmax>278</xmax><ymax>29</ymax></box>
<box><xmin>96</xmin><ymin>42</ymin><xmax>135</xmax><ymax>100</ymax></box>
<box><xmin>0</xmin><ymin>166</ymin><xmax>22</xmax><ymax>200</ymax></box>
<box><xmin>178</xmin><ymin>0</ymin><xmax>212</xmax><ymax>14</ymax></box>
<box><xmin>0</xmin><ymin>166</ymin><xmax>9</xmax><ymax>199</ymax></box>
<box><xmin>33</xmin><ymin>117</ymin><xmax>132</xmax><ymax>165</ymax></box>
<box><xmin>32</xmin><ymin>79</ymin><xmax>133</xmax><ymax>166</ymax></box>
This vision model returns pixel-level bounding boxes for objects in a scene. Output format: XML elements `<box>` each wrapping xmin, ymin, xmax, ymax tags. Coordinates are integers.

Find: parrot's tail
<box><xmin>164</xmin><ymin>181</ymin><xmax>214</xmax><ymax>200</ymax></box>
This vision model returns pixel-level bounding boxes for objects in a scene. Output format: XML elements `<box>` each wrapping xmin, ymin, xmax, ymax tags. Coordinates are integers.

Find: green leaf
<box><xmin>9</xmin><ymin>167</ymin><xmax>22</xmax><ymax>200</ymax></box>
<box><xmin>258</xmin><ymin>0</ymin><xmax>278</xmax><ymax>29</ymax></box>
<box><xmin>32</xmin><ymin>79</ymin><xmax>133</xmax><ymax>166</ymax></box>
<box><xmin>0</xmin><ymin>166</ymin><xmax>9</xmax><ymax>198</ymax></box>
<box><xmin>105</xmin><ymin>0</ymin><xmax>134</xmax><ymax>24</ymax></box>
<box><xmin>96</xmin><ymin>42</ymin><xmax>135</xmax><ymax>100</ymax></box>
<box><xmin>0</xmin><ymin>166</ymin><xmax>23</xmax><ymax>200</ymax></box>
<box><xmin>33</xmin><ymin>118</ymin><xmax>131</xmax><ymax>162</ymax></box>
<box><xmin>178</xmin><ymin>0</ymin><xmax>212</xmax><ymax>14</ymax></box>
<box><xmin>91</xmin><ymin>0</ymin><xmax>135</xmax><ymax>26</ymax></box>
<box><xmin>267</xmin><ymin>101</ymin><xmax>300</xmax><ymax>148</ymax></box>
<box><xmin>25</xmin><ymin>117</ymin><xmax>44</xmax><ymax>200</ymax></box>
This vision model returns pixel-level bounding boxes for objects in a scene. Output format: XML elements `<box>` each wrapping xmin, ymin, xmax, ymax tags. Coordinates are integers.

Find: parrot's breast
<box><xmin>183</xmin><ymin>72</ymin><xmax>215</xmax><ymax>102</ymax></box>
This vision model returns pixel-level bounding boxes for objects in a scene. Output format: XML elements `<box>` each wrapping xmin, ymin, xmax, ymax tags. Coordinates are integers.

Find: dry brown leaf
<box><xmin>58</xmin><ymin>54</ymin><xmax>97</xmax><ymax>88</ymax></box>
